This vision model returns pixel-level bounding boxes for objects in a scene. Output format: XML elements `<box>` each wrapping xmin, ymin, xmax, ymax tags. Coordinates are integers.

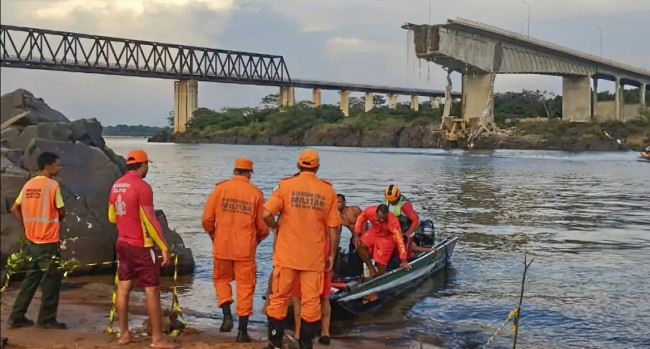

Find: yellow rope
<box><xmin>482</xmin><ymin>307</ymin><xmax>520</xmax><ymax>349</ymax></box>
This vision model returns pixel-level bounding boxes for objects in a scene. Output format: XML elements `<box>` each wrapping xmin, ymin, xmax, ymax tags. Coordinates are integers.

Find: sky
<box><xmin>1</xmin><ymin>0</ymin><xmax>649</xmax><ymax>126</ymax></box>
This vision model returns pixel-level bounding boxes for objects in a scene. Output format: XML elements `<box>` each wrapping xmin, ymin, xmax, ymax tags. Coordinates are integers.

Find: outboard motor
<box><xmin>418</xmin><ymin>219</ymin><xmax>436</xmax><ymax>247</ymax></box>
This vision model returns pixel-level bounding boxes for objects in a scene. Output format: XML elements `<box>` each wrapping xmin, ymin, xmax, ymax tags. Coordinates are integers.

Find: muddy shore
<box><xmin>0</xmin><ymin>277</ymin><xmax>425</xmax><ymax>349</ymax></box>
<box><xmin>148</xmin><ymin>121</ymin><xmax>649</xmax><ymax>152</ymax></box>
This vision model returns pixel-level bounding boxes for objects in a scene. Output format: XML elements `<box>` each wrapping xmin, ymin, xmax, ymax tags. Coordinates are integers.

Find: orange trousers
<box><xmin>266</xmin><ymin>266</ymin><xmax>323</xmax><ymax>323</ymax></box>
<box><xmin>213</xmin><ymin>258</ymin><xmax>256</xmax><ymax>317</ymax></box>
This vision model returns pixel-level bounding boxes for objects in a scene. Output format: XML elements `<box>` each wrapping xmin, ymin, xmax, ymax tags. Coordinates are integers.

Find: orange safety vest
<box><xmin>21</xmin><ymin>176</ymin><xmax>61</xmax><ymax>244</ymax></box>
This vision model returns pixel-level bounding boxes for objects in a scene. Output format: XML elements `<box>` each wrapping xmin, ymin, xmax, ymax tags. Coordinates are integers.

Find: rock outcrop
<box><xmin>1</xmin><ymin>89</ymin><xmax>194</xmax><ymax>275</ymax></box>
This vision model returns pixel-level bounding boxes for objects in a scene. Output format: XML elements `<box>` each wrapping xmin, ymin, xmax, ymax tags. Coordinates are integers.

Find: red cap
<box><xmin>298</xmin><ymin>149</ymin><xmax>319</xmax><ymax>169</ymax></box>
<box><xmin>126</xmin><ymin>149</ymin><xmax>152</xmax><ymax>165</ymax></box>
<box><xmin>235</xmin><ymin>158</ymin><xmax>254</xmax><ymax>171</ymax></box>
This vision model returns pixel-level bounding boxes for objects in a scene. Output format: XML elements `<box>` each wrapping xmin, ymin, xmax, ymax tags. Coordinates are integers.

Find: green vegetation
<box><xmin>152</xmin><ymin>89</ymin><xmax>648</xmax><ymax>149</ymax></box>
<box><xmin>103</xmin><ymin>124</ymin><xmax>170</xmax><ymax>136</ymax></box>
<box><xmin>181</xmin><ymin>93</ymin><xmax>461</xmax><ymax>139</ymax></box>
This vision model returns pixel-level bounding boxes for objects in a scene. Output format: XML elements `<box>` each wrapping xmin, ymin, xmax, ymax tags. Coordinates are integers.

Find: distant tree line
<box><xmin>103</xmin><ymin>124</ymin><xmax>171</xmax><ymax>136</ymax></box>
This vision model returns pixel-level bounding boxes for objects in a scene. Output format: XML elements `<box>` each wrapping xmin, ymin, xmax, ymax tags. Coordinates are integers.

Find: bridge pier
<box><xmin>641</xmin><ymin>83</ymin><xmax>646</xmax><ymax>108</ymax></box>
<box><xmin>280</xmin><ymin>87</ymin><xmax>295</xmax><ymax>107</ymax></box>
<box><xmin>365</xmin><ymin>92</ymin><xmax>374</xmax><ymax>112</ymax></box>
<box><xmin>410</xmin><ymin>96</ymin><xmax>419</xmax><ymax>111</ymax></box>
<box><xmin>388</xmin><ymin>94</ymin><xmax>398</xmax><ymax>109</ymax></box>
<box><xmin>615</xmin><ymin>77</ymin><xmax>622</xmax><ymax>121</ymax></box>
<box><xmin>173</xmin><ymin>79</ymin><xmax>198</xmax><ymax>133</ymax></box>
<box><xmin>591</xmin><ymin>77</ymin><xmax>598</xmax><ymax>118</ymax></box>
<box><xmin>461</xmin><ymin>73</ymin><xmax>494</xmax><ymax>124</ymax></box>
<box><xmin>431</xmin><ymin>96</ymin><xmax>441</xmax><ymax>109</ymax></box>
<box><xmin>562</xmin><ymin>76</ymin><xmax>591</xmax><ymax>122</ymax></box>
<box><xmin>312</xmin><ymin>88</ymin><xmax>321</xmax><ymax>106</ymax></box>
<box><xmin>339</xmin><ymin>90</ymin><xmax>350</xmax><ymax>117</ymax></box>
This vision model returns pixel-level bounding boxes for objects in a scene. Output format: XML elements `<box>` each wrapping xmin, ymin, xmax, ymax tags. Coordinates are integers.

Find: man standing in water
<box><xmin>7</xmin><ymin>152</ymin><xmax>66</xmax><ymax>330</ymax></box>
<box><xmin>201</xmin><ymin>158</ymin><xmax>269</xmax><ymax>342</ymax></box>
<box><xmin>108</xmin><ymin>149</ymin><xmax>177</xmax><ymax>348</ymax></box>
<box><xmin>263</xmin><ymin>149</ymin><xmax>341</xmax><ymax>349</ymax></box>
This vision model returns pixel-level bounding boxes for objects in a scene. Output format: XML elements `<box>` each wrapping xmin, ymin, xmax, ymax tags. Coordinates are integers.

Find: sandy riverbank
<box><xmin>1</xmin><ymin>278</ymin><xmax>416</xmax><ymax>349</ymax></box>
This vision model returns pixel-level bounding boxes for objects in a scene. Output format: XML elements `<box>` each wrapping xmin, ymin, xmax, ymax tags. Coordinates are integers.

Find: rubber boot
<box><xmin>236</xmin><ymin>316</ymin><xmax>252</xmax><ymax>343</ymax></box>
<box><xmin>219</xmin><ymin>303</ymin><xmax>234</xmax><ymax>332</ymax></box>
<box><xmin>298</xmin><ymin>319</ymin><xmax>320</xmax><ymax>349</ymax></box>
<box><xmin>264</xmin><ymin>316</ymin><xmax>285</xmax><ymax>349</ymax></box>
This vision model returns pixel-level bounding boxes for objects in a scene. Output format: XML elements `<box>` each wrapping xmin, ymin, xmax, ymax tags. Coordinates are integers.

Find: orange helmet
<box><xmin>384</xmin><ymin>184</ymin><xmax>400</xmax><ymax>202</ymax></box>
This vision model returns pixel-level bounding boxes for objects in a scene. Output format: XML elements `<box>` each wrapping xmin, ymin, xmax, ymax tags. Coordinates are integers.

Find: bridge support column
<box><xmin>364</xmin><ymin>92</ymin><xmax>374</xmax><ymax>112</ymax></box>
<box><xmin>591</xmin><ymin>77</ymin><xmax>598</xmax><ymax>118</ymax></box>
<box><xmin>173</xmin><ymin>79</ymin><xmax>198</xmax><ymax>133</ymax></box>
<box><xmin>461</xmin><ymin>73</ymin><xmax>494</xmax><ymax>123</ymax></box>
<box><xmin>410</xmin><ymin>96</ymin><xmax>419</xmax><ymax>111</ymax></box>
<box><xmin>388</xmin><ymin>94</ymin><xmax>398</xmax><ymax>109</ymax></box>
<box><xmin>562</xmin><ymin>76</ymin><xmax>591</xmax><ymax>122</ymax></box>
<box><xmin>615</xmin><ymin>77</ymin><xmax>622</xmax><ymax>121</ymax></box>
<box><xmin>339</xmin><ymin>90</ymin><xmax>350</xmax><ymax>117</ymax></box>
<box><xmin>430</xmin><ymin>96</ymin><xmax>441</xmax><ymax>109</ymax></box>
<box><xmin>641</xmin><ymin>83</ymin><xmax>646</xmax><ymax>108</ymax></box>
<box><xmin>280</xmin><ymin>86</ymin><xmax>295</xmax><ymax>107</ymax></box>
<box><xmin>312</xmin><ymin>88</ymin><xmax>321</xmax><ymax>106</ymax></box>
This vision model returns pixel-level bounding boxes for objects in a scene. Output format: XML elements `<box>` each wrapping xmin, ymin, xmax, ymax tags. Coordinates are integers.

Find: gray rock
<box><xmin>70</xmin><ymin>118</ymin><xmax>105</xmax><ymax>148</ymax></box>
<box><xmin>15</xmin><ymin>123</ymin><xmax>73</xmax><ymax>150</ymax></box>
<box><xmin>0</xmin><ymin>89</ymin><xmax>194</xmax><ymax>275</ymax></box>
<box><xmin>1</xmin><ymin>89</ymin><xmax>69</xmax><ymax>127</ymax></box>
<box><xmin>155</xmin><ymin>210</ymin><xmax>195</xmax><ymax>274</ymax></box>
<box><xmin>0</xmin><ymin>173</ymin><xmax>28</xmax><ymax>214</ymax></box>
<box><xmin>1</xmin><ymin>126</ymin><xmax>21</xmax><ymax>148</ymax></box>
<box><xmin>1</xmin><ymin>148</ymin><xmax>24</xmax><ymax>169</ymax></box>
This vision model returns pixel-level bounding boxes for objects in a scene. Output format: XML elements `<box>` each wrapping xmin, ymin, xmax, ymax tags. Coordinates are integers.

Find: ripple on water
<box><xmin>104</xmin><ymin>138</ymin><xmax>650</xmax><ymax>349</ymax></box>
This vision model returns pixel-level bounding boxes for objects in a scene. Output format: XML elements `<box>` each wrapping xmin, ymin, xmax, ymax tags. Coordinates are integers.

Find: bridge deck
<box><xmin>0</xmin><ymin>24</ymin><xmax>457</xmax><ymax>98</ymax></box>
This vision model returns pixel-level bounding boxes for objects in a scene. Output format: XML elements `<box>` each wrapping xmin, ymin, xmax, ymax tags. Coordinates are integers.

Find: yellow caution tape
<box><xmin>1</xmin><ymin>249</ymin><xmax>188</xmax><ymax>338</ymax></box>
<box><xmin>105</xmin><ymin>253</ymin><xmax>188</xmax><ymax>337</ymax></box>
<box><xmin>482</xmin><ymin>306</ymin><xmax>520</xmax><ymax>349</ymax></box>
<box><xmin>106</xmin><ymin>266</ymin><xmax>120</xmax><ymax>337</ymax></box>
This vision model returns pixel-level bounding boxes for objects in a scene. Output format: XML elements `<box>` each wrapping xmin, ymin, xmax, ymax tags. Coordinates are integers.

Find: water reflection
<box><xmin>103</xmin><ymin>138</ymin><xmax>650</xmax><ymax>349</ymax></box>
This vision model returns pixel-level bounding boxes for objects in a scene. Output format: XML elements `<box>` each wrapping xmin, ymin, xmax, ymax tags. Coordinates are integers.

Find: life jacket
<box><xmin>385</xmin><ymin>194</ymin><xmax>412</xmax><ymax>234</ymax></box>
<box><xmin>21</xmin><ymin>176</ymin><xmax>61</xmax><ymax>244</ymax></box>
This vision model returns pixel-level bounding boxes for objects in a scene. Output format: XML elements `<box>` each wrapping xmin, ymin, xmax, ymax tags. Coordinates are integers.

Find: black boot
<box><xmin>264</xmin><ymin>316</ymin><xmax>285</xmax><ymax>349</ymax></box>
<box><xmin>219</xmin><ymin>303</ymin><xmax>234</xmax><ymax>332</ymax></box>
<box><xmin>236</xmin><ymin>316</ymin><xmax>252</xmax><ymax>343</ymax></box>
<box><xmin>298</xmin><ymin>319</ymin><xmax>320</xmax><ymax>349</ymax></box>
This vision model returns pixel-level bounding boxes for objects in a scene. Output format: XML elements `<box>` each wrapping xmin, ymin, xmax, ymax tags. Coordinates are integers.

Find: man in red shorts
<box><xmin>108</xmin><ymin>149</ymin><xmax>177</xmax><ymax>348</ymax></box>
<box><xmin>354</xmin><ymin>204</ymin><xmax>411</xmax><ymax>279</ymax></box>
<box><xmin>291</xmin><ymin>237</ymin><xmax>332</xmax><ymax>345</ymax></box>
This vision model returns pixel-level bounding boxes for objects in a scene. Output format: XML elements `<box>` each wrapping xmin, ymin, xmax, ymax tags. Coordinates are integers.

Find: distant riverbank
<box><xmin>149</xmin><ymin>118</ymin><xmax>650</xmax><ymax>152</ymax></box>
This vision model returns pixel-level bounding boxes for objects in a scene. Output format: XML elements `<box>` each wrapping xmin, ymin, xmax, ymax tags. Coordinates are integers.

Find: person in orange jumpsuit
<box><xmin>201</xmin><ymin>158</ymin><xmax>269</xmax><ymax>342</ymax></box>
<box><xmin>354</xmin><ymin>204</ymin><xmax>411</xmax><ymax>279</ymax></box>
<box><xmin>262</xmin><ymin>149</ymin><xmax>341</xmax><ymax>349</ymax></box>
<box><xmin>290</xmin><ymin>236</ymin><xmax>332</xmax><ymax>345</ymax></box>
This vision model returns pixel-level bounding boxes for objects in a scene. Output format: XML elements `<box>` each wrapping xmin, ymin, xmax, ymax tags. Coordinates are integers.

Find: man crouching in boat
<box><xmin>354</xmin><ymin>204</ymin><xmax>412</xmax><ymax>279</ymax></box>
<box><xmin>384</xmin><ymin>184</ymin><xmax>436</xmax><ymax>258</ymax></box>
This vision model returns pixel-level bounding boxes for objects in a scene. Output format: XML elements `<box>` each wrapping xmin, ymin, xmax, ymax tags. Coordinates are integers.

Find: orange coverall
<box><xmin>202</xmin><ymin>175</ymin><xmax>269</xmax><ymax>317</ymax></box>
<box><xmin>264</xmin><ymin>172</ymin><xmax>341</xmax><ymax>323</ymax></box>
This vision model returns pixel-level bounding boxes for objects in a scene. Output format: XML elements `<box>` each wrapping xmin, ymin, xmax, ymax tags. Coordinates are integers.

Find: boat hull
<box><xmin>330</xmin><ymin>236</ymin><xmax>458</xmax><ymax>319</ymax></box>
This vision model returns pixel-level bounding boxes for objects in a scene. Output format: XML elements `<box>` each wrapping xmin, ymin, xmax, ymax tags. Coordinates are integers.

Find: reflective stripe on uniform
<box><xmin>23</xmin><ymin>178</ymin><xmax>59</xmax><ymax>223</ymax></box>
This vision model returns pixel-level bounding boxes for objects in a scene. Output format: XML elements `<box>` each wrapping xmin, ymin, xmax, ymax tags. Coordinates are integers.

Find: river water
<box><xmin>104</xmin><ymin>137</ymin><xmax>649</xmax><ymax>349</ymax></box>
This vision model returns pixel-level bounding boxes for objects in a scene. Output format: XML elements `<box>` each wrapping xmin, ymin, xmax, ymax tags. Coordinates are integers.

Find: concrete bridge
<box><xmin>404</xmin><ymin>18</ymin><xmax>649</xmax><ymax>125</ymax></box>
<box><xmin>0</xmin><ymin>25</ymin><xmax>459</xmax><ymax>133</ymax></box>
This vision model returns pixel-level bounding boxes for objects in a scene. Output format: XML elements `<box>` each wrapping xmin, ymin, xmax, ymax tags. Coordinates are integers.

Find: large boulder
<box><xmin>1</xmin><ymin>89</ymin><xmax>69</xmax><ymax>127</ymax></box>
<box><xmin>0</xmin><ymin>89</ymin><xmax>195</xmax><ymax>275</ymax></box>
